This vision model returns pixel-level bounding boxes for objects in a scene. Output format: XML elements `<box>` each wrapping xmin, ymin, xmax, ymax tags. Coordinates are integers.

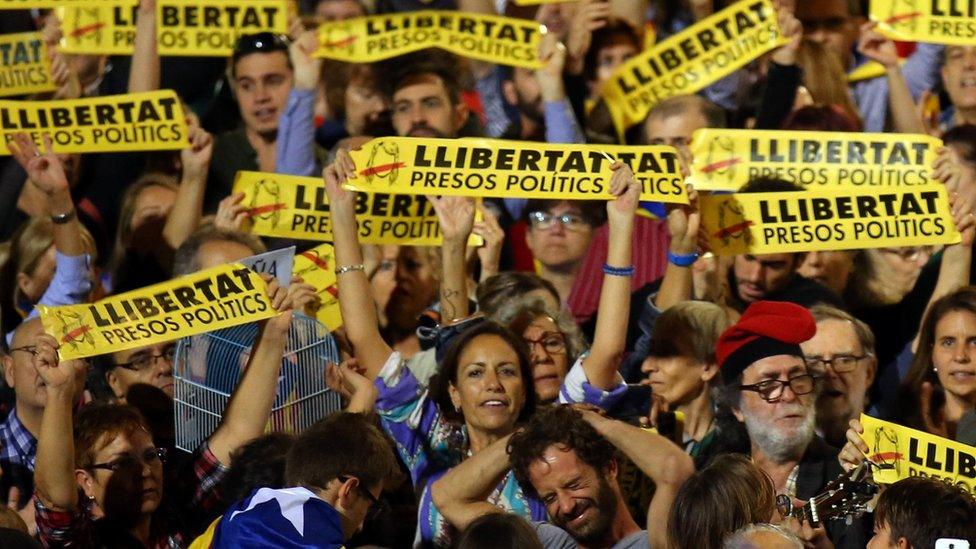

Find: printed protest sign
<box><xmin>700</xmin><ymin>185</ymin><xmax>960</xmax><ymax>255</ymax></box>
<box><xmin>861</xmin><ymin>414</ymin><xmax>976</xmax><ymax>495</ymax></box>
<box><xmin>601</xmin><ymin>0</ymin><xmax>786</xmax><ymax>135</ymax></box>
<box><xmin>687</xmin><ymin>129</ymin><xmax>942</xmax><ymax>191</ymax></box>
<box><xmin>315</xmin><ymin>10</ymin><xmax>545</xmax><ymax>68</ymax></box>
<box><xmin>344</xmin><ymin>137</ymin><xmax>688</xmax><ymax>204</ymax></box>
<box><xmin>0</xmin><ymin>0</ymin><xmax>124</xmax><ymax>8</ymax></box>
<box><xmin>0</xmin><ymin>32</ymin><xmax>56</xmax><ymax>97</ymax></box>
<box><xmin>59</xmin><ymin>0</ymin><xmax>291</xmax><ymax>56</ymax></box>
<box><xmin>871</xmin><ymin>0</ymin><xmax>976</xmax><ymax>46</ymax></box>
<box><xmin>0</xmin><ymin>90</ymin><xmax>189</xmax><ymax>154</ymax></box>
<box><xmin>239</xmin><ymin>246</ymin><xmax>295</xmax><ymax>287</ymax></box>
<box><xmin>291</xmin><ymin>243</ymin><xmax>342</xmax><ymax>330</ymax></box>
<box><xmin>232</xmin><ymin>171</ymin><xmax>482</xmax><ymax>245</ymax></box>
<box><xmin>39</xmin><ymin>263</ymin><xmax>276</xmax><ymax>360</ymax></box>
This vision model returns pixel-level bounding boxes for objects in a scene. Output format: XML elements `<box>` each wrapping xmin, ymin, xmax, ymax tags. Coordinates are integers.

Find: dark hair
<box><xmin>739</xmin><ymin>176</ymin><xmax>804</xmax><ymax>194</ymax></box>
<box><xmin>429</xmin><ymin>321</ymin><xmax>536</xmax><ymax>425</ymax></box>
<box><xmin>874</xmin><ymin>476</ymin><xmax>976</xmax><ymax>547</ymax></box>
<box><xmin>508</xmin><ymin>406</ymin><xmax>616</xmax><ymax>500</ymax></box>
<box><xmin>74</xmin><ymin>402</ymin><xmax>152</xmax><ymax>470</ymax></box>
<box><xmin>285</xmin><ymin>412</ymin><xmax>397</xmax><ymax>492</ymax></box>
<box><xmin>476</xmin><ymin>272</ymin><xmax>559</xmax><ymax>317</ymax></box>
<box><xmin>944</xmin><ymin>124</ymin><xmax>976</xmax><ymax>167</ymax></box>
<box><xmin>666</xmin><ymin>454</ymin><xmax>776</xmax><ymax>549</ymax></box>
<box><xmin>457</xmin><ymin>513</ymin><xmax>544</xmax><ymax>549</ymax></box>
<box><xmin>521</xmin><ymin>199</ymin><xmax>606</xmax><ymax>227</ymax></box>
<box><xmin>647</xmin><ymin>301</ymin><xmax>730</xmax><ymax>365</ymax></box>
<box><xmin>583</xmin><ymin>18</ymin><xmax>641</xmax><ymax>83</ymax></box>
<box><xmin>782</xmin><ymin>105</ymin><xmax>861</xmax><ymax>132</ymax></box>
<box><xmin>322</xmin><ymin>61</ymin><xmax>378</xmax><ymax>120</ymax></box>
<box><xmin>221</xmin><ymin>432</ymin><xmax>297</xmax><ymax>505</ymax></box>
<box><xmin>379</xmin><ymin>50</ymin><xmax>463</xmax><ymax>106</ymax></box>
<box><xmin>172</xmin><ymin>225</ymin><xmax>266</xmax><ymax>276</ymax></box>
<box><xmin>231</xmin><ymin>33</ymin><xmax>291</xmax><ymax>78</ymax></box>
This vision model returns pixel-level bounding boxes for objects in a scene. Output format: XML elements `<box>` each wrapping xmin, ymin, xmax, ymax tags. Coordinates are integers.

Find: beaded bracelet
<box><xmin>603</xmin><ymin>263</ymin><xmax>635</xmax><ymax>277</ymax></box>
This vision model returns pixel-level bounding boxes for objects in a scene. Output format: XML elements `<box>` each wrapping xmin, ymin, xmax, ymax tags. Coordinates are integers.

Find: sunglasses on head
<box><xmin>232</xmin><ymin>32</ymin><xmax>289</xmax><ymax>61</ymax></box>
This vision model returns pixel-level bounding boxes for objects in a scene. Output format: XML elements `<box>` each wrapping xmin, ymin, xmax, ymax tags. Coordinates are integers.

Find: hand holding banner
<box><xmin>871</xmin><ymin>0</ymin><xmax>976</xmax><ymax>46</ymax></box>
<box><xmin>0</xmin><ymin>90</ymin><xmax>189</xmax><ymax>154</ymax></box>
<box><xmin>344</xmin><ymin>137</ymin><xmax>689</xmax><ymax>204</ymax></box>
<box><xmin>0</xmin><ymin>32</ymin><xmax>56</xmax><ymax>97</ymax></box>
<box><xmin>315</xmin><ymin>10</ymin><xmax>545</xmax><ymax>68</ymax></box>
<box><xmin>700</xmin><ymin>185</ymin><xmax>960</xmax><ymax>255</ymax></box>
<box><xmin>39</xmin><ymin>263</ymin><xmax>276</xmax><ymax>360</ymax></box>
<box><xmin>291</xmin><ymin>243</ymin><xmax>342</xmax><ymax>330</ymax></box>
<box><xmin>687</xmin><ymin>129</ymin><xmax>942</xmax><ymax>191</ymax></box>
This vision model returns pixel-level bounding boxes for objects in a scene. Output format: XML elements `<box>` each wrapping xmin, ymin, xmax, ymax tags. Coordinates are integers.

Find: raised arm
<box><xmin>430</xmin><ymin>434</ymin><xmax>512</xmax><ymax>531</ymax></box>
<box><xmin>162</xmin><ymin>128</ymin><xmax>213</xmax><ymax>251</ymax></box>
<box><xmin>581</xmin><ymin>411</ymin><xmax>694</xmax><ymax>549</ymax></box>
<box><xmin>32</xmin><ymin>334</ymin><xmax>87</xmax><ymax>511</ymax></box>
<box><xmin>323</xmin><ymin>151</ymin><xmax>394</xmax><ymax>379</ymax></box>
<box><xmin>207</xmin><ymin>276</ymin><xmax>288</xmax><ymax>465</ymax></box>
<box><xmin>858</xmin><ymin>22</ymin><xmax>925</xmax><ymax>135</ymax></box>
<box><xmin>128</xmin><ymin>0</ymin><xmax>159</xmax><ymax>93</ymax></box>
<box><xmin>656</xmin><ymin>186</ymin><xmax>700</xmax><ymax>310</ymax></box>
<box><xmin>582</xmin><ymin>162</ymin><xmax>640</xmax><ymax>390</ymax></box>
<box><xmin>275</xmin><ymin>27</ymin><xmax>319</xmax><ymax>177</ymax></box>
<box><xmin>429</xmin><ymin>196</ymin><xmax>475</xmax><ymax>323</ymax></box>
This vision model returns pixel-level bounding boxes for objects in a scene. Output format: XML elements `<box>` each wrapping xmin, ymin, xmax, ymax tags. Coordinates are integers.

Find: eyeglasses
<box><xmin>528</xmin><ymin>211</ymin><xmax>589</xmax><ymax>232</ymax></box>
<box><xmin>738</xmin><ymin>374</ymin><xmax>820</xmax><ymax>403</ymax></box>
<box><xmin>114</xmin><ymin>346</ymin><xmax>176</xmax><ymax>372</ymax></box>
<box><xmin>338</xmin><ymin>475</ymin><xmax>387</xmax><ymax>520</ymax></box>
<box><xmin>524</xmin><ymin>332</ymin><xmax>566</xmax><ymax>355</ymax></box>
<box><xmin>89</xmin><ymin>447</ymin><xmax>167</xmax><ymax>472</ymax></box>
<box><xmin>804</xmin><ymin>355</ymin><xmax>866</xmax><ymax>374</ymax></box>
<box><xmin>8</xmin><ymin>345</ymin><xmax>37</xmax><ymax>356</ymax></box>
<box><xmin>232</xmin><ymin>32</ymin><xmax>289</xmax><ymax>59</ymax></box>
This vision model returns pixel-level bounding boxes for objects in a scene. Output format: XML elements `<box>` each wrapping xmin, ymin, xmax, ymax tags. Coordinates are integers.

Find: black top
<box><xmin>205</xmin><ymin>128</ymin><xmax>258</xmax><ymax>213</ymax></box>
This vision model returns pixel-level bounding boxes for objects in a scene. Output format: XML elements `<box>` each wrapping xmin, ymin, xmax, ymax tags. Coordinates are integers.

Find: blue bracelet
<box><xmin>603</xmin><ymin>263</ymin><xmax>635</xmax><ymax>277</ymax></box>
<box><xmin>668</xmin><ymin>251</ymin><xmax>700</xmax><ymax>267</ymax></box>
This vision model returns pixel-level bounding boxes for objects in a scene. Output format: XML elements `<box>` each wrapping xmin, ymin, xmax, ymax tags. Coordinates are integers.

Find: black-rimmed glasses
<box><xmin>738</xmin><ymin>374</ymin><xmax>820</xmax><ymax>403</ymax></box>
<box><xmin>89</xmin><ymin>447</ymin><xmax>167</xmax><ymax>472</ymax></box>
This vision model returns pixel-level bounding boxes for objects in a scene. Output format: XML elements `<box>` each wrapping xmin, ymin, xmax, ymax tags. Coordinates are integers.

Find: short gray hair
<box><xmin>809</xmin><ymin>304</ymin><xmax>876</xmax><ymax>358</ymax></box>
<box><xmin>723</xmin><ymin>523</ymin><xmax>803</xmax><ymax>549</ymax></box>
<box><xmin>172</xmin><ymin>225</ymin><xmax>266</xmax><ymax>276</ymax></box>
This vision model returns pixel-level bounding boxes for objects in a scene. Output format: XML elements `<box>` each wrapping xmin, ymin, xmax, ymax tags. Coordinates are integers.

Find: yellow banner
<box><xmin>291</xmin><ymin>243</ymin><xmax>342</xmax><ymax>331</ymax></box>
<box><xmin>699</xmin><ymin>185</ymin><xmax>959</xmax><ymax>255</ymax></box>
<box><xmin>871</xmin><ymin>0</ymin><xmax>976</xmax><ymax>46</ymax></box>
<box><xmin>0</xmin><ymin>90</ymin><xmax>188</xmax><ymax>154</ymax></box>
<box><xmin>0</xmin><ymin>0</ymin><xmax>128</xmax><ymax>8</ymax></box>
<box><xmin>687</xmin><ymin>129</ymin><xmax>942</xmax><ymax>191</ymax></box>
<box><xmin>344</xmin><ymin>136</ymin><xmax>689</xmax><ymax>204</ymax></box>
<box><xmin>233</xmin><ymin>170</ymin><xmax>481</xmax><ymax>246</ymax></box>
<box><xmin>601</xmin><ymin>0</ymin><xmax>785</xmax><ymax>134</ymax></box>
<box><xmin>59</xmin><ymin>0</ymin><xmax>291</xmax><ymax>57</ymax></box>
<box><xmin>510</xmin><ymin>0</ymin><xmax>574</xmax><ymax>5</ymax></box>
<box><xmin>39</xmin><ymin>263</ymin><xmax>276</xmax><ymax>360</ymax></box>
<box><xmin>0</xmin><ymin>32</ymin><xmax>56</xmax><ymax>97</ymax></box>
<box><xmin>315</xmin><ymin>10</ymin><xmax>545</xmax><ymax>69</ymax></box>
<box><xmin>860</xmin><ymin>414</ymin><xmax>976</xmax><ymax>494</ymax></box>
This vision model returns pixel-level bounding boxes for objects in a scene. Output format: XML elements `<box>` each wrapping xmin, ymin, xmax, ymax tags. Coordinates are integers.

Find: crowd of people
<box><xmin>2</xmin><ymin>0</ymin><xmax>976</xmax><ymax>547</ymax></box>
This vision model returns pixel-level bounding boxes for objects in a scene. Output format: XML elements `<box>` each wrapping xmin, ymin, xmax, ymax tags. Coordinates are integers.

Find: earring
<box><xmin>934</xmin><ymin>366</ymin><xmax>939</xmax><ymax>373</ymax></box>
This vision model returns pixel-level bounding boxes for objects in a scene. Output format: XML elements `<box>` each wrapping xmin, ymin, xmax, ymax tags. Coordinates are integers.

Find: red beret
<box><xmin>716</xmin><ymin>301</ymin><xmax>816</xmax><ymax>383</ymax></box>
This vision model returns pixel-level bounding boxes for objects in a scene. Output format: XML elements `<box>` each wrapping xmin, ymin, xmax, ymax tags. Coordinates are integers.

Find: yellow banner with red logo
<box><xmin>315</xmin><ymin>10</ymin><xmax>545</xmax><ymax>68</ymax></box>
<box><xmin>291</xmin><ymin>243</ymin><xmax>342</xmax><ymax>331</ymax></box>
<box><xmin>687</xmin><ymin>129</ymin><xmax>942</xmax><ymax>191</ymax></box>
<box><xmin>58</xmin><ymin>0</ymin><xmax>291</xmax><ymax>57</ymax></box>
<box><xmin>344</xmin><ymin>136</ymin><xmax>689</xmax><ymax>204</ymax></box>
<box><xmin>233</xmin><ymin>170</ymin><xmax>482</xmax><ymax>246</ymax></box>
<box><xmin>871</xmin><ymin>0</ymin><xmax>976</xmax><ymax>45</ymax></box>
<box><xmin>601</xmin><ymin>0</ymin><xmax>786</xmax><ymax>137</ymax></box>
<box><xmin>699</xmin><ymin>185</ymin><xmax>959</xmax><ymax>255</ymax></box>
<box><xmin>860</xmin><ymin>414</ymin><xmax>976</xmax><ymax>494</ymax></box>
<box><xmin>39</xmin><ymin>263</ymin><xmax>276</xmax><ymax>360</ymax></box>
<box><xmin>0</xmin><ymin>32</ymin><xmax>57</xmax><ymax>97</ymax></box>
<box><xmin>0</xmin><ymin>90</ymin><xmax>189</xmax><ymax>154</ymax></box>
<box><xmin>0</xmin><ymin>0</ymin><xmax>123</xmax><ymax>8</ymax></box>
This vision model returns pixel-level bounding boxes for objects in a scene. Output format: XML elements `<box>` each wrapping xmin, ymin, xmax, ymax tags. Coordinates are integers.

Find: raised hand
<box><xmin>429</xmin><ymin>195</ymin><xmax>475</xmax><ymax>243</ymax></box>
<box><xmin>837</xmin><ymin>418</ymin><xmax>869</xmax><ymax>472</ymax></box>
<box><xmin>285</xmin><ymin>275</ymin><xmax>322</xmax><ymax>317</ymax></box>
<box><xmin>472</xmin><ymin>203</ymin><xmax>504</xmax><ymax>281</ymax></box>
<box><xmin>322</xmin><ymin>149</ymin><xmax>358</xmax><ymax>216</ymax></box>
<box><xmin>858</xmin><ymin>21</ymin><xmax>899</xmax><ymax>68</ymax></box>
<box><xmin>536</xmin><ymin>32</ymin><xmax>568</xmax><ymax>102</ymax></box>
<box><xmin>261</xmin><ymin>274</ymin><xmax>294</xmax><ymax>335</ymax></box>
<box><xmin>770</xmin><ymin>5</ymin><xmax>802</xmax><ymax>66</ymax></box>
<box><xmin>606</xmin><ymin>160</ymin><xmax>640</xmax><ymax>221</ymax></box>
<box><xmin>49</xmin><ymin>51</ymin><xmax>80</xmax><ymax>101</ymax></box>
<box><xmin>565</xmin><ymin>0</ymin><xmax>611</xmax><ymax>74</ymax></box>
<box><xmin>666</xmin><ymin>185</ymin><xmax>702</xmax><ymax>255</ymax></box>
<box><xmin>180</xmin><ymin>126</ymin><xmax>213</xmax><ymax>182</ymax></box>
<box><xmin>215</xmin><ymin>192</ymin><xmax>250</xmax><ymax>232</ymax></box>
<box><xmin>32</xmin><ymin>334</ymin><xmax>86</xmax><ymax>393</ymax></box>
<box><xmin>7</xmin><ymin>133</ymin><xmax>68</xmax><ymax>196</ymax></box>
<box><xmin>290</xmin><ymin>29</ymin><xmax>321</xmax><ymax>91</ymax></box>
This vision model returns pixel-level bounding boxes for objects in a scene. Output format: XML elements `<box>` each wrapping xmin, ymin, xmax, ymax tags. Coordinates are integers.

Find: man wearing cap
<box><xmin>715</xmin><ymin>301</ymin><xmax>867</xmax><ymax>549</ymax></box>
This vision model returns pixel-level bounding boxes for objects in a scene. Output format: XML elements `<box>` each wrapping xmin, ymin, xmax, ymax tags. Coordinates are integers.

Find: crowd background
<box><xmin>2</xmin><ymin>0</ymin><xmax>976</xmax><ymax>547</ymax></box>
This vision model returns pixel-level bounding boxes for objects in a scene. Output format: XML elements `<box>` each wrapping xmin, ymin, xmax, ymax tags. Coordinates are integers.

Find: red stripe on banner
<box><xmin>246</xmin><ymin>203</ymin><xmax>287</xmax><ymax>216</ymax></box>
<box><xmin>885</xmin><ymin>12</ymin><xmax>922</xmax><ymax>24</ymax></box>
<box><xmin>359</xmin><ymin>162</ymin><xmax>405</xmax><ymax>177</ymax></box>
<box><xmin>324</xmin><ymin>36</ymin><xmax>357</xmax><ymax>48</ymax></box>
<box><xmin>713</xmin><ymin>221</ymin><xmax>754</xmax><ymax>238</ymax></box>
<box><xmin>61</xmin><ymin>325</ymin><xmax>91</xmax><ymax>344</ymax></box>
<box><xmin>700</xmin><ymin>157</ymin><xmax>741</xmax><ymax>174</ymax></box>
<box><xmin>69</xmin><ymin>23</ymin><xmax>106</xmax><ymax>38</ymax></box>
<box><xmin>868</xmin><ymin>452</ymin><xmax>903</xmax><ymax>462</ymax></box>
<box><xmin>301</xmin><ymin>252</ymin><xmax>331</xmax><ymax>271</ymax></box>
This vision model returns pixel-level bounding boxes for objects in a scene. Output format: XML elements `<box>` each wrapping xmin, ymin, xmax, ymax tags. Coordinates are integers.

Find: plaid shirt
<box><xmin>36</xmin><ymin>442</ymin><xmax>228</xmax><ymax>548</ymax></box>
<box><xmin>0</xmin><ymin>408</ymin><xmax>37</xmax><ymax>471</ymax></box>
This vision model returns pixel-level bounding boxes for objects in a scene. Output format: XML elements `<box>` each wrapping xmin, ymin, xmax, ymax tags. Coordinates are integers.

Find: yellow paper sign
<box><xmin>0</xmin><ymin>90</ymin><xmax>188</xmax><ymax>154</ymax></box>
<box><xmin>847</xmin><ymin>60</ymin><xmax>888</xmax><ymax>83</ymax></box>
<box><xmin>59</xmin><ymin>0</ymin><xmax>291</xmax><ymax>57</ymax></box>
<box><xmin>860</xmin><ymin>414</ymin><xmax>976</xmax><ymax>494</ymax></box>
<box><xmin>315</xmin><ymin>10</ymin><xmax>545</xmax><ymax>69</ymax></box>
<box><xmin>0</xmin><ymin>0</ymin><xmax>127</xmax><ymax>8</ymax></box>
<box><xmin>871</xmin><ymin>0</ymin><xmax>976</xmax><ymax>46</ymax></box>
<box><xmin>39</xmin><ymin>263</ymin><xmax>276</xmax><ymax>360</ymax></box>
<box><xmin>233</xmin><ymin>170</ymin><xmax>480</xmax><ymax>245</ymax></box>
<box><xmin>0</xmin><ymin>32</ymin><xmax>56</xmax><ymax>97</ymax></box>
<box><xmin>601</xmin><ymin>0</ymin><xmax>786</xmax><ymax>134</ymax></box>
<box><xmin>687</xmin><ymin>129</ymin><xmax>942</xmax><ymax>191</ymax></box>
<box><xmin>699</xmin><ymin>185</ymin><xmax>960</xmax><ymax>255</ymax></box>
<box><xmin>344</xmin><ymin>136</ymin><xmax>689</xmax><ymax>204</ymax></box>
<box><xmin>511</xmin><ymin>0</ymin><xmax>575</xmax><ymax>5</ymax></box>
<box><xmin>291</xmin><ymin>243</ymin><xmax>342</xmax><ymax>331</ymax></box>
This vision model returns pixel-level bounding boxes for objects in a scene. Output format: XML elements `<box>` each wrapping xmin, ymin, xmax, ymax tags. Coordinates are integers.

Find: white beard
<box><xmin>743</xmin><ymin>406</ymin><xmax>816</xmax><ymax>463</ymax></box>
